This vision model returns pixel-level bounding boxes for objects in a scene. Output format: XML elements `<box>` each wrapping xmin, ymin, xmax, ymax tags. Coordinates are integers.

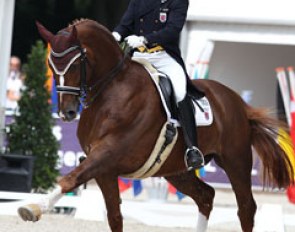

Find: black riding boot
<box><xmin>178</xmin><ymin>96</ymin><xmax>204</xmax><ymax>170</ymax></box>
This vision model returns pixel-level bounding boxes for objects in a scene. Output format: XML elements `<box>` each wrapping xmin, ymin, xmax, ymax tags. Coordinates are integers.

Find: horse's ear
<box><xmin>68</xmin><ymin>26</ymin><xmax>78</xmax><ymax>44</ymax></box>
<box><xmin>36</xmin><ymin>21</ymin><xmax>54</xmax><ymax>43</ymax></box>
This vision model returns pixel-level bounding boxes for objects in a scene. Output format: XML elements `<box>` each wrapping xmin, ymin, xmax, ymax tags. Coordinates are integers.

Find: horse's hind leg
<box><xmin>165</xmin><ymin>171</ymin><xmax>215</xmax><ymax>232</ymax></box>
<box><xmin>221</xmin><ymin>147</ymin><xmax>257</xmax><ymax>232</ymax></box>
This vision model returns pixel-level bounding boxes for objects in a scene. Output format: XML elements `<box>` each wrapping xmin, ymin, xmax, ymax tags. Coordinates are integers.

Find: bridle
<box><xmin>48</xmin><ymin>44</ymin><xmax>127</xmax><ymax>108</ymax></box>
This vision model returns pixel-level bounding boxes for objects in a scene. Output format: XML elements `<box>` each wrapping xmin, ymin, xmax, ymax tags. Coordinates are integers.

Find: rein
<box><xmin>49</xmin><ymin>45</ymin><xmax>127</xmax><ymax>108</ymax></box>
<box><xmin>85</xmin><ymin>51</ymin><xmax>127</xmax><ymax>107</ymax></box>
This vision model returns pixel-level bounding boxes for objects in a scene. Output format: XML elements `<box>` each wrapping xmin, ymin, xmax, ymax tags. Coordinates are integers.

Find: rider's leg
<box><xmin>177</xmin><ymin>96</ymin><xmax>204</xmax><ymax>170</ymax></box>
<box><xmin>151</xmin><ymin>52</ymin><xmax>204</xmax><ymax>170</ymax></box>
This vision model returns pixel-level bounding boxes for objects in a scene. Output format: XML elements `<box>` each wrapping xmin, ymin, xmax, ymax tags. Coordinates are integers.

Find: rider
<box><xmin>112</xmin><ymin>0</ymin><xmax>204</xmax><ymax>170</ymax></box>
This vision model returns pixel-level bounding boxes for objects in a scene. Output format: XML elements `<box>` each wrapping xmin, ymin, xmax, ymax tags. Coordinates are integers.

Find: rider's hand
<box><xmin>112</xmin><ymin>31</ymin><xmax>122</xmax><ymax>42</ymax></box>
<box><xmin>125</xmin><ymin>35</ymin><xmax>147</xmax><ymax>48</ymax></box>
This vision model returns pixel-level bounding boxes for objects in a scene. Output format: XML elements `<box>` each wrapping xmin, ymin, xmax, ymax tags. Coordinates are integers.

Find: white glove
<box><xmin>112</xmin><ymin>32</ymin><xmax>121</xmax><ymax>42</ymax></box>
<box><xmin>125</xmin><ymin>35</ymin><xmax>146</xmax><ymax>48</ymax></box>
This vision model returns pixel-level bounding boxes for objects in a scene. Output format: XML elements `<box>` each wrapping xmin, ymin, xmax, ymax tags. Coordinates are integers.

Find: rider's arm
<box><xmin>145</xmin><ymin>0</ymin><xmax>189</xmax><ymax>47</ymax></box>
<box><xmin>113</xmin><ymin>0</ymin><xmax>136</xmax><ymax>40</ymax></box>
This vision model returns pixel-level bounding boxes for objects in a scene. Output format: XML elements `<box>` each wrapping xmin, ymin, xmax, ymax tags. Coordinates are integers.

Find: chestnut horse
<box><xmin>18</xmin><ymin>19</ymin><xmax>294</xmax><ymax>232</ymax></box>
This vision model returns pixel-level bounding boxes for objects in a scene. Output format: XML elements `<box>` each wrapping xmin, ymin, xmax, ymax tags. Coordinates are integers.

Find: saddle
<box><xmin>132</xmin><ymin>57</ymin><xmax>213</xmax><ymax>126</ymax></box>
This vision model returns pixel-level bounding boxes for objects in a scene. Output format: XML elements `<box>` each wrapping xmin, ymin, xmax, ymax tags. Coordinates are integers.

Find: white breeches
<box><xmin>133</xmin><ymin>51</ymin><xmax>187</xmax><ymax>102</ymax></box>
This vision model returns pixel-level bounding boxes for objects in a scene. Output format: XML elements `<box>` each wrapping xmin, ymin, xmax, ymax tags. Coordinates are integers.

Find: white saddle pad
<box><xmin>194</xmin><ymin>97</ymin><xmax>213</xmax><ymax>127</ymax></box>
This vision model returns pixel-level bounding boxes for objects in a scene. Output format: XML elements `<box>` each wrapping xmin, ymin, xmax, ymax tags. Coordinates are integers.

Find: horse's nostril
<box><xmin>68</xmin><ymin>110</ymin><xmax>76</xmax><ymax>117</ymax></box>
<box><xmin>65</xmin><ymin>110</ymin><xmax>77</xmax><ymax>121</ymax></box>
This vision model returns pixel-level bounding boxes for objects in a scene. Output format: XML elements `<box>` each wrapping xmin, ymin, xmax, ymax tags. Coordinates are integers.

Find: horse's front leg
<box><xmin>18</xmin><ymin>148</ymin><xmax>112</xmax><ymax>222</ymax></box>
<box><xmin>95</xmin><ymin>175</ymin><xmax>122</xmax><ymax>232</ymax></box>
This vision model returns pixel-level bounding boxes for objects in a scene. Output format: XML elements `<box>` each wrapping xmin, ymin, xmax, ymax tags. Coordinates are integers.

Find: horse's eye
<box><xmin>69</xmin><ymin>64</ymin><xmax>79</xmax><ymax>72</ymax></box>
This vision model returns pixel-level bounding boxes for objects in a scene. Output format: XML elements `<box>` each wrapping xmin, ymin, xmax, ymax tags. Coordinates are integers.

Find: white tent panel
<box><xmin>0</xmin><ymin>0</ymin><xmax>15</xmax><ymax>147</ymax></box>
<box><xmin>188</xmin><ymin>0</ymin><xmax>295</xmax><ymax>26</ymax></box>
<box><xmin>183</xmin><ymin>1</ymin><xmax>295</xmax><ymax>108</ymax></box>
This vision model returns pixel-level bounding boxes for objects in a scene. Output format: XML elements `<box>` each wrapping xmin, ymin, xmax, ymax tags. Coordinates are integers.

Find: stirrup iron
<box><xmin>184</xmin><ymin>146</ymin><xmax>205</xmax><ymax>171</ymax></box>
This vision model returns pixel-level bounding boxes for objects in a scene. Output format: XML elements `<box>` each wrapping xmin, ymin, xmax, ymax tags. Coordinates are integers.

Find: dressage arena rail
<box><xmin>0</xmin><ymin>189</ymin><xmax>294</xmax><ymax>231</ymax></box>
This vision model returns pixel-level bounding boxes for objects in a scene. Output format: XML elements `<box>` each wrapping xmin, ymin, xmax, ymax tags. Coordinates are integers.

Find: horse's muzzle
<box><xmin>59</xmin><ymin>108</ymin><xmax>78</xmax><ymax>122</ymax></box>
<box><xmin>64</xmin><ymin>110</ymin><xmax>77</xmax><ymax>121</ymax></box>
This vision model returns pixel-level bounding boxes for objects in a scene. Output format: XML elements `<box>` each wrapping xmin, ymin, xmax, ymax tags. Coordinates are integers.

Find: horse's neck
<box><xmin>78</xmin><ymin>61</ymin><xmax>164</xmax><ymax>152</ymax></box>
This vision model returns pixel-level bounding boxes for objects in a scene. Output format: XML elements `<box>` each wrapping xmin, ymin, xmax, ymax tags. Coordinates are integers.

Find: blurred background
<box><xmin>0</xmin><ymin>1</ymin><xmax>295</xmax><ymax>230</ymax></box>
<box><xmin>12</xmin><ymin>0</ymin><xmax>130</xmax><ymax>63</ymax></box>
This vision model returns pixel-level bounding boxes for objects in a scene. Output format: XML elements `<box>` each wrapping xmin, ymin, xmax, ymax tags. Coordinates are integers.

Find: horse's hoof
<box><xmin>18</xmin><ymin>204</ymin><xmax>42</xmax><ymax>222</ymax></box>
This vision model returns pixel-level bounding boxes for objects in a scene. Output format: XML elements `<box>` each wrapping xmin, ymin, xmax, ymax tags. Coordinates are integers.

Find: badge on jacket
<box><xmin>159</xmin><ymin>12</ymin><xmax>167</xmax><ymax>23</ymax></box>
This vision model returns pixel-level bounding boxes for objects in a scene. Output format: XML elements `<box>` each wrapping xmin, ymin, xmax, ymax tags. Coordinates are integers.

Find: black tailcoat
<box><xmin>114</xmin><ymin>0</ymin><xmax>204</xmax><ymax>98</ymax></box>
<box><xmin>114</xmin><ymin>0</ymin><xmax>189</xmax><ymax>69</ymax></box>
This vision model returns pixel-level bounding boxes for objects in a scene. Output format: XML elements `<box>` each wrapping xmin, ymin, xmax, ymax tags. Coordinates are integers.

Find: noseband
<box><xmin>49</xmin><ymin>46</ymin><xmax>86</xmax><ymax>96</ymax></box>
<box><xmin>48</xmin><ymin>44</ymin><xmax>126</xmax><ymax>108</ymax></box>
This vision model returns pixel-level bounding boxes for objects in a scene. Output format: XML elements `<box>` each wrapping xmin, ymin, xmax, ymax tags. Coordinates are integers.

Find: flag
<box><xmin>166</xmin><ymin>168</ymin><xmax>206</xmax><ymax>201</ymax></box>
<box><xmin>193</xmin><ymin>61</ymin><xmax>209</xmax><ymax>79</ymax></box>
<box><xmin>45</xmin><ymin>43</ymin><xmax>58</xmax><ymax>112</ymax></box>
<box><xmin>46</xmin><ymin>43</ymin><xmax>53</xmax><ymax>92</ymax></box>
<box><xmin>195</xmin><ymin>167</ymin><xmax>206</xmax><ymax>178</ymax></box>
<box><xmin>189</xmin><ymin>41</ymin><xmax>214</xmax><ymax>80</ymax></box>
<box><xmin>132</xmin><ymin>179</ymin><xmax>143</xmax><ymax>197</ymax></box>
<box><xmin>277</xmin><ymin>129</ymin><xmax>295</xmax><ymax>180</ymax></box>
<box><xmin>286</xmin><ymin>66</ymin><xmax>295</xmax><ymax>204</ymax></box>
<box><xmin>51</xmin><ymin>79</ymin><xmax>58</xmax><ymax>113</ymax></box>
<box><xmin>277</xmin><ymin>129</ymin><xmax>295</xmax><ymax>204</ymax></box>
<box><xmin>168</xmin><ymin>183</ymin><xmax>186</xmax><ymax>201</ymax></box>
<box><xmin>287</xmin><ymin>185</ymin><xmax>295</xmax><ymax>204</ymax></box>
<box><xmin>118</xmin><ymin>177</ymin><xmax>132</xmax><ymax>192</ymax></box>
<box><xmin>276</xmin><ymin>67</ymin><xmax>291</xmax><ymax>126</ymax></box>
<box><xmin>287</xmin><ymin>66</ymin><xmax>295</xmax><ymax>143</ymax></box>
<box><xmin>175</xmin><ymin>190</ymin><xmax>185</xmax><ymax>200</ymax></box>
<box><xmin>118</xmin><ymin>178</ymin><xmax>143</xmax><ymax>197</ymax></box>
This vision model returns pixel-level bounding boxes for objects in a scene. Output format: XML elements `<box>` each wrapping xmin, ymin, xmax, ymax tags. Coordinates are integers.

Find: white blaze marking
<box><xmin>59</xmin><ymin>75</ymin><xmax>65</xmax><ymax>102</ymax></box>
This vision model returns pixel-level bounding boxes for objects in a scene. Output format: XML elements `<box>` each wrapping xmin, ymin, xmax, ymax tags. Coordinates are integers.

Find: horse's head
<box><xmin>36</xmin><ymin>20</ymin><xmax>123</xmax><ymax>121</ymax></box>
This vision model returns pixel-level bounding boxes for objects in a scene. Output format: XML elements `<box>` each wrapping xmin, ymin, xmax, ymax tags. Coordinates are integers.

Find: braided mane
<box><xmin>68</xmin><ymin>18</ymin><xmax>91</xmax><ymax>28</ymax></box>
<box><xmin>67</xmin><ymin>18</ymin><xmax>110</xmax><ymax>35</ymax></box>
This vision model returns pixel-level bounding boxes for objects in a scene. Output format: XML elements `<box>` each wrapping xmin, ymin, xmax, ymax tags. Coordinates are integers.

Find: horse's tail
<box><xmin>246</xmin><ymin>105</ymin><xmax>294</xmax><ymax>188</ymax></box>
